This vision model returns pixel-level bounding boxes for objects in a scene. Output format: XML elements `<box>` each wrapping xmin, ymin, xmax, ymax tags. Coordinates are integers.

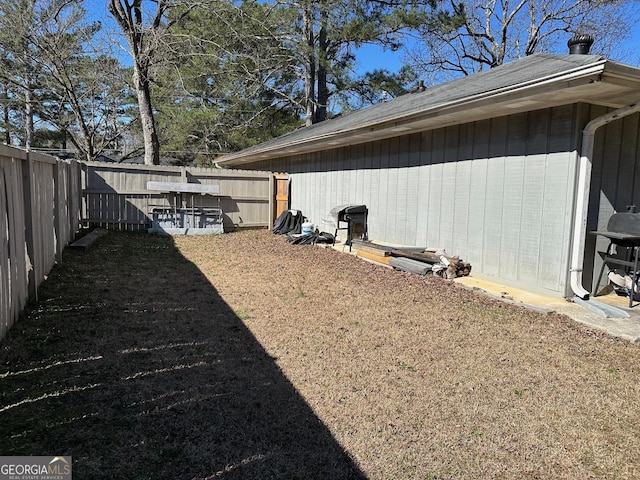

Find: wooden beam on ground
<box><xmin>353</xmin><ymin>243</ymin><xmax>391</xmax><ymax>257</ymax></box>
<box><xmin>351</xmin><ymin>239</ymin><xmax>393</xmax><ymax>254</ymax></box>
<box><xmin>70</xmin><ymin>229</ymin><xmax>108</xmax><ymax>250</ymax></box>
<box><xmin>356</xmin><ymin>250</ymin><xmax>392</xmax><ymax>265</ymax></box>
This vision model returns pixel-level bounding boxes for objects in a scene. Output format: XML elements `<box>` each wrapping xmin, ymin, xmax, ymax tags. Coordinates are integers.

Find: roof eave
<box><xmin>218</xmin><ymin>59</ymin><xmax>620</xmax><ymax>166</ymax></box>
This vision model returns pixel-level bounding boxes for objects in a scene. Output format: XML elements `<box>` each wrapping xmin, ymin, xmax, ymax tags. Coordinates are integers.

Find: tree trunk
<box><xmin>302</xmin><ymin>2</ymin><xmax>316</xmax><ymax>126</ymax></box>
<box><xmin>316</xmin><ymin>2</ymin><xmax>328</xmax><ymax>123</ymax></box>
<box><xmin>24</xmin><ymin>86</ymin><xmax>33</xmax><ymax>150</ymax></box>
<box><xmin>108</xmin><ymin>0</ymin><xmax>163</xmax><ymax>166</ymax></box>
<box><xmin>3</xmin><ymin>86</ymin><xmax>10</xmax><ymax>145</ymax></box>
<box><xmin>133</xmin><ymin>62</ymin><xmax>160</xmax><ymax>165</ymax></box>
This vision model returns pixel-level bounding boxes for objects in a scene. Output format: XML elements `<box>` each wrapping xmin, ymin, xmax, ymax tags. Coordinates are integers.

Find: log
<box><xmin>390</xmin><ymin>249</ymin><xmax>449</xmax><ymax>264</ymax></box>
<box><xmin>351</xmin><ymin>241</ymin><xmax>472</xmax><ymax>277</ymax></box>
<box><xmin>390</xmin><ymin>249</ymin><xmax>472</xmax><ymax>278</ymax></box>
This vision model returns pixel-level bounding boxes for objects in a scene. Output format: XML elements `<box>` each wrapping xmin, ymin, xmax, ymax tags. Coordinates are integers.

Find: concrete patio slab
<box><xmin>455</xmin><ymin>276</ymin><xmax>640</xmax><ymax>343</ymax></box>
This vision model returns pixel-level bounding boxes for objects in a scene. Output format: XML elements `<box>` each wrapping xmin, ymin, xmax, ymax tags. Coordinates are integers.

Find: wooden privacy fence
<box><xmin>0</xmin><ymin>146</ymin><xmax>82</xmax><ymax>338</ymax></box>
<box><xmin>82</xmin><ymin>163</ymin><xmax>287</xmax><ymax>231</ymax></box>
<box><xmin>1</xmin><ymin>157</ymin><xmax>288</xmax><ymax>340</ymax></box>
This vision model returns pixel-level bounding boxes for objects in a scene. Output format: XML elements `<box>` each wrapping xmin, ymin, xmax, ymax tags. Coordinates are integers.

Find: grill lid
<box><xmin>607</xmin><ymin>212</ymin><xmax>640</xmax><ymax>236</ymax></box>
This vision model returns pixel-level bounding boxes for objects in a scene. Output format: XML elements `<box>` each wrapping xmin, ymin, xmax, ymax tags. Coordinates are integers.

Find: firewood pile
<box><xmin>351</xmin><ymin>240</ymin><xmax>472</xmax><ymax>279</ymax></box>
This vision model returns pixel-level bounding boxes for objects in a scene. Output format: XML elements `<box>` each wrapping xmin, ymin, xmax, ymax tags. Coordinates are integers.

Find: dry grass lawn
<box><xmin>1</xmin><ymin>229</ymin><xmax>640</xmax><ymax>479</ymax></box>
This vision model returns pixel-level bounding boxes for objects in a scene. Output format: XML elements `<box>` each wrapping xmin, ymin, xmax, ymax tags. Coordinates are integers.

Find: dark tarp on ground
<box><xmin>273</xmin><ymin>210</ymin><xmax>305</xmax><ymax>235</ymax></box>
<box><xmin>287</xmin><ymin>231</ymin><xmax>335</xmax><ymax>245</ymax></box>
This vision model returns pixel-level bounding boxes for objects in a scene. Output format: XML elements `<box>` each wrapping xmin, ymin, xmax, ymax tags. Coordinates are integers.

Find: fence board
<box><xmin>1</xmin><ymin>148</ymin><xmax>82</xmax><ymax>340</ymax></box>
<box><xmin>0</xmin><ymin>165</ymin><xmax>9</xmax><ymax>338</ymax></box>
<box><xmin>2</xmin><ymin>156</ymin><xmax>27</xmax><ymax>336</ymax></box>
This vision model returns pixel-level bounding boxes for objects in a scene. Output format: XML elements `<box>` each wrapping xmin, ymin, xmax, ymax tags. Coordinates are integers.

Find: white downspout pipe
<box><xmin>570</xmin><ymin>101</ymin><xmax>640</xmax><ymax>299</ymax></box>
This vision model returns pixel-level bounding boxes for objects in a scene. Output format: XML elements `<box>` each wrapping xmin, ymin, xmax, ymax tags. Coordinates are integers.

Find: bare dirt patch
<box><xmin>2</xmin><ymin>229</ymin><xmax>640</xmax><ymax>479</ymax></box>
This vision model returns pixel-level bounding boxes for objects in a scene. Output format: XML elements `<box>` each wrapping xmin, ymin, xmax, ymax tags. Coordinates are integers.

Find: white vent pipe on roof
<box><xmin>570</xmin><ymin>100</ymin><xmax>640</xmax><ymax>299</ymax></box>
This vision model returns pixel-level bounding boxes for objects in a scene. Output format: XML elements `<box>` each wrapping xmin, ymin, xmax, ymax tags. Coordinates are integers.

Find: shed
<box><xmin>217</xmin><ymin>51</ymin><xmax>640</xmax><ymax>300</ymax></box>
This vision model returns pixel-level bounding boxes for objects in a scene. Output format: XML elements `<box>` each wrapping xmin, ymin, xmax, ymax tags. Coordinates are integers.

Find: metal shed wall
<box><xmin>249</xmin><ymin>104</ymin><xmax>581</xmax><ymax>296</ymax></box>
<box><xmin>584</xmin><ymin>105</ymin><xmax>640</xmax><ymax>293</ymax></box>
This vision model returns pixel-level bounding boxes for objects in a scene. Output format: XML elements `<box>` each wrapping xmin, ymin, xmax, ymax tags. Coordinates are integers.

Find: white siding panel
<box><xmin>368</xmin><ymin>143</ymin><xmax>382</xmax><ymax>239</ymax></box>
<box><xmin>500</xmin><ymin>156</ymin><xmax>525</xmax><ymax>280</ymax></box>
<box><xmin>427</xmin><ymin>130</ymin><xmax>444</xmax><ymax>247</ymax></box>
<box><xmin>501</xmin><ymin>114</ymin><xmax>527</xmax><ymax>280</ymax></box>
<box><xmin>406</xmin><ymin>135</ymin><xmax>422</xmax><ymax>246</ymax></box>
<box><xmin>354</xmin><ymin>143</ymin><xmax>364</xmax><ymax>202</ymax></box>
<box><xmin>483</xmin><ymin>158</ymin><xmax>505</xmax><ymax>277</ymax></box>
<box><xmin>415</xmin><ymin>131</ymin><xmax>432</xmax><ymax>246</ymax></box>
<box><xmin>483</xmin><ymin>117</ymin><xmax>507</xmax><ymax>277</ymax></box>
<box><xmin>467</xmin><ymin>158</ymin><xmax>488</xmax><ymax>271</ymax></box>
<box><xmin>539</xmin><ymin>152</ymin><xmax>572</xmax><ymax>291</ymax></box>
<box><xmin>452</xmin><ymin>124</ymin><xmax>474</xmax><ymax>258</ymax></box>
<box><xmin>396</xmin><ymin>166</ymin><xmax>409</xmax><ymax>243</ymax></box>
<box><xmin>397</xmin><ymin>136</ymin><xmax>412</xmax><ymax>244</ymax></box>
<box><xmin>405</xmin><ymin>165</ymin><xmax>420</xmax><ymax>246</ymax></box>
<box><xmin>387</xmin><ymin>137</ymin><xmax>401</xmax><ymax>242</ymax></box>
<box><xmin>345</xmin><ymin>152</ymin><xmax>355</xmax><ymax>202</ymax></box>
<box><xmin>439</xmin><ymin>127</ymin><xmax>458</xmax><ymax>249</ymax></box>
<box><xmin>467</xmin><ymin>121</ymin><xmax>490</xmax><ymax>271</ymax></box>
<box><xmin>377</xmin><ymin>140</ymin><xmax>392</xmax><ymax>240</ymax></box>
<box><xmin>440</xmin><ymin>161</ymin><xmax>457</xmax><ymax>249</ymax></box>
<box><xmin>519</xmin><ymin>156</ymin><xmax>545</xmax><ymax>281</ymax></box>
<box><xmin>518</xmin><ymin>110</ymin><xmax>550</xmax><ymax>281</ymax></box>
<box><xmin>451</xmin><ymin>159</ymin><xmax>471</xmax><ymax>258</ymax></box>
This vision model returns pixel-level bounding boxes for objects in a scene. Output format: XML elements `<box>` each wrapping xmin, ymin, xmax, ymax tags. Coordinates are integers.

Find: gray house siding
<box><xmin>245</xmin><ymin>105</ymin><xmax>640</xmax><ymax>298</ymax></box>
<box><xmin>249</xmin><ymin>104</ymin><xmax>587</xmax><ymax>296</ymax></box>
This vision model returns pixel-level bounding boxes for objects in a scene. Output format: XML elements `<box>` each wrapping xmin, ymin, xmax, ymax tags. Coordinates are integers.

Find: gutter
<box><xmin>570</xmin><ymin>100</ymin><xmax>640</xmax><ymax>299</ymax></box>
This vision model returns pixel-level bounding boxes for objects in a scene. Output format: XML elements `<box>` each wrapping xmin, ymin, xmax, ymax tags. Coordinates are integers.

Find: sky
<box><xmin>85</xmin><ymin>0</ymin><xmax>640</xmax><ymax>82</ymax></box>
<box><xmin>354</xmin><ymin>26</ymin><xmax>640</xmax><ymax>79</ymax></box>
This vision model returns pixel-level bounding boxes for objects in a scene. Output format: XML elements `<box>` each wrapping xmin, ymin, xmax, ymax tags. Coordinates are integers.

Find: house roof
<box><xmin>217</xmin><ymin>53</ymin><xmax>640</xmax><ymax>166</ymax></box>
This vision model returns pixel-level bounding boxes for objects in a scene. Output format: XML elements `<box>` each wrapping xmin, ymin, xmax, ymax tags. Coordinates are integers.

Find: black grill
<box><xmin>592</xmin><ymin>211</ymin><xmax>640</xmax><ymax>306</ymax></box>
<box><xmin>333</xmin><ymin>205</ymin><xmax>368</xmax><ymax>249</ymax></box>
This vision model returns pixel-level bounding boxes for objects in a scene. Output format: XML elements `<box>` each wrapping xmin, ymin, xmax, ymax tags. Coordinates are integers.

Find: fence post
<box><xmin>22</xmin><ymin>153</ymin><xmax>37</xmax><ymax>300</ymax></box>
<box><xmin>268</xmin><ymin>174</ymin><xmax>274</xmax><ymax>230</ymax></box>
<box><xmin>72</xmin><ymin>160</ymin><xmax>81</xmax><ymax>235</ymax></box>
<box><xmin>53</xmin><ymin>160</ymin><xmax>63</xmax><ymax>263</ymax></box>
<box><xmin>80</xmin><ymin>161</ymin><xmax>87</xmax><ymax>230</ymax></box>
<box><xmin>274</xmin><ymin>173</ymin><xmax>289</xmax><ymax>222</ymax></box>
